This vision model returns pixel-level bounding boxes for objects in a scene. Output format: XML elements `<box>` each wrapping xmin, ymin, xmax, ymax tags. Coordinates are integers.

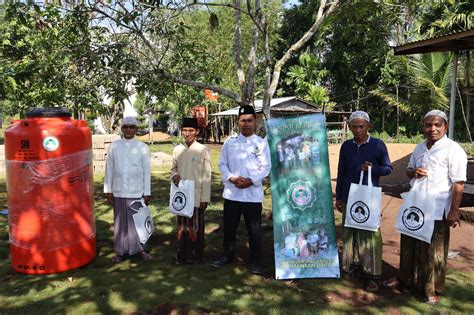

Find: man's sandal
<box><xmin>383</xmin><ymin>277</ymin><xmax>399</xmax><ymax>288</ymax></box>
<box><xmin>365</xmin><ymin>280</ymin><xmax>379</xmax><ymax>292</ymax></box>
<box><xmin>111</xmin><ymin>255</ymin><xmax>123</xmax><ymax>263</ymax></box>
<box><xmin>426</xmin><ymin>296</ymin><xmax>440</xmax><ymax>305</ymax></box>
<box><xmin>140</xmin><ymin>252</ymin><xmax>152</xmax><ymax>261</ymax></box>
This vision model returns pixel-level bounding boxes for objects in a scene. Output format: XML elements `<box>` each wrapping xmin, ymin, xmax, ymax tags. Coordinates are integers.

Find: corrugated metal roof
<box><xmin>394</xmin><ymin>28</ymin><xmax>474</xmax><ymax>55</ymax></box>
<box><xmin>211</xmin><ymin>96</ymin><xmax>317</xmax><ymax>116</ymax></box>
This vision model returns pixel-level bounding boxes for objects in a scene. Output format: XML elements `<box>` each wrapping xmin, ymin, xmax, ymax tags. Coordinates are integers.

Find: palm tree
<box><xmin>371</xmin><ymin>52</ymin><xmax>452</xmax><ymax>133</ymax></box>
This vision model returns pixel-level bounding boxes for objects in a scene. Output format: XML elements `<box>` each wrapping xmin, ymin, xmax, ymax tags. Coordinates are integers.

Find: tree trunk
<box><xmin>262</xmin><ymin>0</ymin><xmax>340</xmax><ymax>115</ymax></box>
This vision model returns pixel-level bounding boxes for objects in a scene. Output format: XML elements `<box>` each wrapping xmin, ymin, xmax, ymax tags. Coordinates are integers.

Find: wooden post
<box><xmin>448</xmin><ymin>52</ymin><xmax>458</xmax><ymax>139</ymax></box>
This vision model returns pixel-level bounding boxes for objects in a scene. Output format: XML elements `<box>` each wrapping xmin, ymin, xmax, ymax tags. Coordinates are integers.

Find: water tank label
<box><xmin>43</xmin><ymin>136</ymin><xmax>59</xmax><ymax>151</ymax></box>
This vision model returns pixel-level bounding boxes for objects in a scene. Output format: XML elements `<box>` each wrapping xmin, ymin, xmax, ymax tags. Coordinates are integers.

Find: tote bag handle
<box><xmin>358</xmin><ymin>165</ymin><xmax>373</xmax><ymax>187</ymax></box>
<box><xmin>129</xmin><ymin>198</ymin><xmax>146</xmax><ymax>212</ymax></box>
<box><xmin>411</xmin><ymin>176</ymin><xmax>428</xmax><ymax>192</ymax></box>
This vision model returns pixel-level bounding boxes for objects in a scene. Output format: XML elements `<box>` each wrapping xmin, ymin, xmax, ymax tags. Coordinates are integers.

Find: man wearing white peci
<box><xmin>386</xmin><ymin>110</ymin><xmax>467</xmax><ymax>305</ymax></box>
<box><xmin>104</xmin><ymin>116</ymin><xmax>152</xmax><ymax>263</ymax></box>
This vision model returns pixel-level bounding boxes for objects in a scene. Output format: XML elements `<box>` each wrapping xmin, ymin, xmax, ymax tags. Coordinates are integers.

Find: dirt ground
<box><xmin>328</xmin><ymin>144</ymin><xmax>474</xmax><ymax>274</ymax></box>
<box><xmin>137</xmin><ymin>131</ymin><xmax>171</xmax><ymax>142</ymax></box>
<box><xmin>153</xmin><ymin>135</ymin><xmax>474</xmax><ymax>273</ymax></box>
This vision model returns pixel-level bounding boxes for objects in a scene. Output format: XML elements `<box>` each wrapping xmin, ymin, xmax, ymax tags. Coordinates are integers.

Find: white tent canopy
<box><xmin>211</xmin><ymin>96</ymin><xmax>298</xmax><ymax>116</ymax></box>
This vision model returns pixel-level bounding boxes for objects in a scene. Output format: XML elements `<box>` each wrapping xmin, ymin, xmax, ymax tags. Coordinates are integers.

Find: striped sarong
<box><xmin>176</xmin><ymin>207</ymin><xmax>205</xmax><ymax>263</ymax></box>
<box><xmin>399</xmin><ymin>219</ymin><xmax>449</xmax><ymax>297</ymax></box>
<box><xmin>113</xmin><ymin>197</ymin><xmax>145</xmax><ymax>256</ymax></box>
<box><xmin>341</xmin><ymin>204</ymin><xmax>382</xmax><ymax>279</ymax></box>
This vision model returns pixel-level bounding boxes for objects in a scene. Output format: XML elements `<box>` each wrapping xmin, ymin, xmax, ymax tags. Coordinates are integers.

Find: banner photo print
<box><xmin>266</xmin><ymin>114</ymin><xmax>340</xmax><ymax>280</ymax></box>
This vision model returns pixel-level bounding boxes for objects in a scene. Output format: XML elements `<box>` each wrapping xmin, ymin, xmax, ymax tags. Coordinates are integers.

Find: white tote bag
<box><xmin>344</xmin><ymin>166</ymin><xmax>382</xmax><ymax>232</ymax></box>
<box><xmin>169</xmin><ymin>180</ymin><xmax>195</xmax><ymax>218</ymax></box>
<box><xmin>130</xmin><ymin>199</ymin><xmax>155</xmax><ymax>244</ymax></box>
<box><xmin>396</xmin><ymin>178</ymin><xmax>435</xmax><ymax>243</ymax></box>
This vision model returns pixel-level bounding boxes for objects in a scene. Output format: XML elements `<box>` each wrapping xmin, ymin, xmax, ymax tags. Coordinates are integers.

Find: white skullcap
<box><xmin>423</xmin><ymin>110</ymin><xmax>448</xmax><ymax>123</ymax></box>
<box><xmin>349</xmin><ymin>111</ymin><xmax>370</xmax><ymax>123</ymax></box>
<box><xmin>121</xmin><ymin>116</ymin><xmax>138</xmax><ymax>126</ymax></box>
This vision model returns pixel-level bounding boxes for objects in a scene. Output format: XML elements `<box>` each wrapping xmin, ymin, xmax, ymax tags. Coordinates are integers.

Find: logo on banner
<box><xmin>287</xmin><ymin>180</ymin><xmax>317</xmax><ymax>211</ymax></box>
<box><xmin>350</xmin><ymin>201</ymin><xmax>370</xmax><ymax>223</ymax></box>
<box><xmin>172</xmin><ymin>192</ymin><xmax>187</xmax><ymax>211</ymax></box>
<box><xmin>402</xmin><ymin>207</ymin><xmax>424</xmax><ymax>230</ymax></box>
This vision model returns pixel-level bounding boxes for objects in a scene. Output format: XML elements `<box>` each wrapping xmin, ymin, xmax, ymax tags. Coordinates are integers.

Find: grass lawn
<box><xmin>0</xmin><ymin>142</ymin><xmax>473</xmax><ymax>314</ymax></box>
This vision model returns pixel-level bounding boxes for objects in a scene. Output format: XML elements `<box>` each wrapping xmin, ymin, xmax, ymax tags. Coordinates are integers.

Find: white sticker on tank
<box><xmin>43</xmin><ymin>136</ymin><xmax>59</xmax><ymax>151</ymax></box>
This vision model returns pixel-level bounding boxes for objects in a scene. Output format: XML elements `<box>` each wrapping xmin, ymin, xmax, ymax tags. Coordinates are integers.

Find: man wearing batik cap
<box><xmin>212</xmin><ymin>105</ymin><xmax>271</xmax><ymax>274</ymax></box>
<box><xmin>335</xmin><ymin>110</ymin><xmax>392</xmax><ymax>291</ymax></box>
<box><xmin>171</xmin><ymin>117</ymin><xmax>212</xmax><ymax>264</ymax></box>
<box><xmin>104</xmin><ymin>116</ymin><xmax>152</xmax><ymax>263</ymax></box>
<box><xmin>389</xmin><ymin>110</ymin><xmax>467</xmax><ymax>304</ymax></box>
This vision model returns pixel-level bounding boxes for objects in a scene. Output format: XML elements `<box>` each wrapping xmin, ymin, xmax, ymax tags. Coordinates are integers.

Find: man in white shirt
<box><xmin>104</xmin><ymin>116</ymin><xmax>152</xmax><ymax>263</ymax></box>
<box><xmin>212</xmin><ymin>105</ymin><xmax>271</xmax><ymax>274</ymax></box>
<box><xmin>394</xmin><ymin>110</ymin><xmax>467</xmax><ymax>305</ymax></box>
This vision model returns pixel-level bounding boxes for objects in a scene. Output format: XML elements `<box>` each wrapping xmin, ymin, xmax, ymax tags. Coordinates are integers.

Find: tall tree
<box><xmin>87</xmin><ymin>0</ymin><xmax>340</xmax><ymax>117</ymax></box>
<box><xmin>0</xmin><ymin>2</ymin><xmax>114</xmax><ymax>118</ymax></box>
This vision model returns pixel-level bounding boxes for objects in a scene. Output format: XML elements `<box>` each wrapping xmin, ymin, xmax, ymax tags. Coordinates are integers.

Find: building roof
<box><xmin>211</xmin><ymin>96</ymin><xmax>320</xmax><ymax>116</ymax></box>
<box><xmin>394</xmin><ymin>28</ymin><xmax>474</xmax><ymax>55</ymax></box>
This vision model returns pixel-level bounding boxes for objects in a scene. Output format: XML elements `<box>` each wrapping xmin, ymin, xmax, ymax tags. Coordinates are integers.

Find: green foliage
<box><xmin>415</xmin><ymin>0</ymin><xmax>473</xmax><ymax>36</ymax></box>
<box><xmin>0</xmin><ymin>2</ymin><xmax>106</xmax><ymax>117</ymax></box>
<box><xmin>285</xmin><ymin>50</ymin><xmax>335</xmax><ymax>109</ymax></box>
<box><xmin>370</xmin><ymin>52</ymin><xmax>452</xmax><ymax>136</ymax></box>
<box><xmin>171</xmin><ymin>135</ymin><xmax>184</xmax><ymax>146</ymax></box>
<box><xmin>460</xmin><ymin>143</ymin><xmax>474</xmax><ymax>157</ymax></box>
<box><xmin>317</xmin><ymin>0</ymin><xmax>397</xmax><ymax>105</ymax></box>
<box><xmin>370</xmin><ymin>131</ymin><xmax>425</xmax><ymax>144</ymax></box>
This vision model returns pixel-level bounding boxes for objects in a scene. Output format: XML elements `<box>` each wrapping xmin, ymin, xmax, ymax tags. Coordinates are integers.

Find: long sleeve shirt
<box><xmin>170</xmin><ymin>141</ymin><xmax>212</xmax><ymax>205</ymax></box>
<box><xmin>104</xmin><ymin>138</ymin><xmax>151</xmax><ymax>198</ymax></box>
<box><xmin>218</xmin><ymin>133</ymin><xmax>271</xmax><ymax>203</ymax></box>
<box><xmin>335</xmin><ymin>137</ymin><xmax>392</xmax><ymax>203</ymax></box>
<box><xmin>408</xmin><ymin>136</ymin><xmax>467</xmax><ymax>219</ymax></box>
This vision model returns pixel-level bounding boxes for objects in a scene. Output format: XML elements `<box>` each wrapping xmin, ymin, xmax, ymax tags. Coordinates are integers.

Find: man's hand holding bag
<box><xmin>344</xmin><ymin>166</ymin><xmax>382</xmax><ymax>232</ymax></box>
<box><xmin>396</xmin><ymin>178</ymin><xmax>435</xmax><ymax>243</ymax></box>
<box><xmin>169</xmin><ymin>179</ymin><xmax>195</xmax><ymax>218</ymax></box>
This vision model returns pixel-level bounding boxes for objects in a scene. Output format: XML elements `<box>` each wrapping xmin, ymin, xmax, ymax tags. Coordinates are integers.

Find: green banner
<box><xmin>266</xmin><ymin>114</ymin><xmax>340</xmax><ymax>279</ymax></box>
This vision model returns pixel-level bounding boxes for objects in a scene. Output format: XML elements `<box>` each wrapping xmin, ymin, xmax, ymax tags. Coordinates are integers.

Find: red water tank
<box><xmin>5</xmin><ymin>108</ymin><xmax>96</xmax><ymax>274</ymax></box>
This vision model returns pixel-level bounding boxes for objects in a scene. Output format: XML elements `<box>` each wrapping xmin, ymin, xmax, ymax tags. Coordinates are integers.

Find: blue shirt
<box><xmin>335</xmin><ymin>137</ymin><xmax>392</xmax><ymax>203</ymax></box>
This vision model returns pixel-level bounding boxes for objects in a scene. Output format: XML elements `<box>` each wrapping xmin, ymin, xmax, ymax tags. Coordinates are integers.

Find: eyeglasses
<box><xmin>122</xmin><ymin>125</ymin><xmax>136</xmax><ymax>129</ymax></box>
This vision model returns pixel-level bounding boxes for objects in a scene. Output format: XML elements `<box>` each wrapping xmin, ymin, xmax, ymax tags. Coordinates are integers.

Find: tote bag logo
<box><xmin>172</xmin><ymin>192</ymin><xmax>187</xmax><ymax>211</ymax></box>
<box><xmin>287</xmin><ymin>180</ymin><xmax>317</xmax><ymax>211</ymax></box>
<box><xmin>144</xmin><ymin>217</ymin><xmax>154</xmax><ymax>234</ymax></box>
<box><xmin>349</xmin><ymin>201</ymin><xmax>370</xmax><ymax>223</ymax></box>
<box><xmin>402</xmin><ymin>207</ymin><xmax>424</xmax><ymax>231</ymax></box>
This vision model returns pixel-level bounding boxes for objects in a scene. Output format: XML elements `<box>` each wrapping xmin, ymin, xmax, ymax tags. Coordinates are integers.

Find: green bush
<box><xmin>171</xmin><ymin>135</ymin><xmax>184</xmax><ymax>146</ymax></box>
<box><xmin>370</xmin><ymin>131</ymin><xmax>424</xmax><ymax>144</ymax></box>
<box><xmin>460</xmin><ymin>143</ymin><xmax>474</xmax><ymax>157</ymax></box>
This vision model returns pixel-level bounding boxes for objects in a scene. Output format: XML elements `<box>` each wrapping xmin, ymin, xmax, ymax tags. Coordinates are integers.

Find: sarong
<box><xmin>399</xmin><ymin>219</ymin><xmax>449</xmax><ymax>297</ymax></box>
<box><xmin>176</xmin><ymin>207</ymin><xmax>205</xmax><ymax>263</ymax></box>
<box><xmin>341</xmin><ymin>204</ymin><xmax>382</xmax><ymax>278</ymax></box>
<box><xmin>113</xmin><ymin>197</ymin><xmax>144</xmax><ymax>256</ymax></box>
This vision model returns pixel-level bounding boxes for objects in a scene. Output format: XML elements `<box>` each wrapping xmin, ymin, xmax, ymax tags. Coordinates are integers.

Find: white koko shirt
<box><xmin>104</xmin><ymin>138</ymin><xmax>151</xmax><ymax>198</ymax></box>
<box><xmin>219</xmin><ymin>133</ymin><xmax>271</xmax><ymax>203</ymax></box>
<box><xmin>408</xmin><ymin>136</ymin><xmax>467</xmax><ymax>219</ymax></box>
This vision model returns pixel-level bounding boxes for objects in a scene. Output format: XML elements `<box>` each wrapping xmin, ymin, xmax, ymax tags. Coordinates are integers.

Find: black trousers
<box><xmin>223</xmin><ymin>199</ymin><xmax>262</xmax><ymax>264</ymax></box>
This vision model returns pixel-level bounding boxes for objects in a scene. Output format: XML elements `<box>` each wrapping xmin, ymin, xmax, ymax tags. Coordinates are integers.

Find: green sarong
<box><xmin>341</xmin><ymin>204</ymin><xmax>382</xmax><ymax>278</ymax></box>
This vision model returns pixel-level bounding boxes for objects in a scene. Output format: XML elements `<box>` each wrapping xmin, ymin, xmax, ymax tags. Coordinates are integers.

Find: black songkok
<box><xmin>182</xmin><ymin>117</ymin><xmax>199</xmax><ymax>129</ymax></box>
<box><xmin>238</xmin><ymin>105</ymin><xmax>256</xmax><ymax>117</ymax></box>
